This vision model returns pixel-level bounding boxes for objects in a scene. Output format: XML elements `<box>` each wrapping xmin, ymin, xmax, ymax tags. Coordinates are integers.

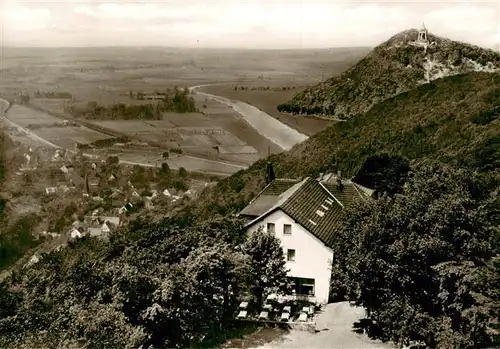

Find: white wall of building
<box><xmin>247</xmin><ymin>209</ymin><xmax>333</xmax><ymax>304</ymax></box>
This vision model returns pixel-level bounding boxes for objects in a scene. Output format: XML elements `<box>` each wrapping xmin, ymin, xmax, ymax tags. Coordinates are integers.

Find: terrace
<box><xmin>233</xmin><ymin>293</ymin><xmax>320</xmax><ymax>331</ymax></box>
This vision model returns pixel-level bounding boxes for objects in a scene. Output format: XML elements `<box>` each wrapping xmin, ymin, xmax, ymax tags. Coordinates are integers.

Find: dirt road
<box><xmin>190</xmin><ymin>84</ymin><xmax>309</xmax><ymax>151</ymax></box>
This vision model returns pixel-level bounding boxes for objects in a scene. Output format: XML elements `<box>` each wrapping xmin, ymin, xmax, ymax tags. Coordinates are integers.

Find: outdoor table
<box><xmin>258</xmin><ymin>311</ymin><xmax>269</xmax><ymax>320</ymax></box>
<box><xmin>283</xmin><ymin>305</ymin><xmax>291</xmax><ymax>313</ymax></box>
<box><xmin>302</xmin><ymin>306</ymin><xmax>310</xmax><ymax>313</ymax></box>
<box><xmin>298</xmin><ymin>312</ymin><xmax>308</xmax><ymax>322</ymax></box>
<box><xmin>237</xmin><ymin>310</ymin><xmax>247</xmax><ymax>319</ymax></box>
<box><xmin>239</xmin><ymin>301</ymin><xmax>249</xmax><ymax>309</ymax></box>
<box><xmin>263</xmin><ymin>304</ymin><xmax>272</xmax><ymax>311</ymax></box>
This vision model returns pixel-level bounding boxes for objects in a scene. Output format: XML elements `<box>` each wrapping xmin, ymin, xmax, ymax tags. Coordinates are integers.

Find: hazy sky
<box><xmin>2</xmin><ymin>0</ymin><xmax>499</xmax><ymax>49</ymax></box>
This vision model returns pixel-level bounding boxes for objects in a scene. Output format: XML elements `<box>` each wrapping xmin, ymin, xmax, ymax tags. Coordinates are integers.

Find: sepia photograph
<box><xmin>0</xmin><ymin>0</ymin><xmax>499</xmax><ymax>348</ymax></box>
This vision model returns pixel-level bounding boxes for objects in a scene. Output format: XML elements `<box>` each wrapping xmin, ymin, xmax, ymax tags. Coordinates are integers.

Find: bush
<box><xmin>178</xmin><ymin>167</ymin><xmax>188</xmax><ymax>178</ymax></box>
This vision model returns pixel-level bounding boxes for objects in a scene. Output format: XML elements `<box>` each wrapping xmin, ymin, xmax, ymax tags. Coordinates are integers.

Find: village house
<box><xmin>60</xmin><ymin>164</ymin><xmax>74</xmax><ymax>174</ymax></box>
<box><xmin>45</xmin><ymin>186</ymin><xmax>58</xmax><ymax>195</ymax></box>
<box><xmin>144</xmin><ymin>198</ymin><xmax>154</xmax><ymax>209</ymax></box>
<box><xmin>239</xmin><ymin>171</ymin><xmax>372</xmax><ymax>305</ymax></box>
<box><xmin>118</xmin><ymin>202</ymin><xmax>133</xmax><ymax>215</ymax></box>
<box><xmin>70</xmin><ymin>227</ymin><xmax>86</xmax><ymax>239</ymax></box>
<box><xmin>88</xmin><ymin>178</ymin><xmax>100</xmax><ymax>188</ymax></box>
<box><xmin>86</xmin><ymin>216</ymin><xmax>120</xmax><ymax>237</ymax></box>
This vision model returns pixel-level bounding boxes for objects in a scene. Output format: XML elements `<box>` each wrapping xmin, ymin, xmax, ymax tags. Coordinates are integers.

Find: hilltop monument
<box><xmin>417</xmin><ymin>23</ymin><xmax>429</xmax><ymax>44</ymax></box>
<box><xmin>408</xmin><ymin>23</ymin><xmax>437</xmax><ymax>52</ymax></box>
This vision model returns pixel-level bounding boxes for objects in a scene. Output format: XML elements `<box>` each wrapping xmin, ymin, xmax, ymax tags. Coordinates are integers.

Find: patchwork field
<box><xmin>116</xmin><ymin>150</ymin><xmax>246</xmax><ymax>176</ymax></box>
<box><xmin>93</xmin><ymin>117</ymin><xmax>259</xmax><ymax>163</ymax></box>
<box><xmin>1</xmin><ymin>46</ymin><xmax>369</xmax><ymax>174</ymax></box>
<box><xmin>6</xmin><ymin>104</ymin><xmax>112</xmax><ymax>148</ymax></box>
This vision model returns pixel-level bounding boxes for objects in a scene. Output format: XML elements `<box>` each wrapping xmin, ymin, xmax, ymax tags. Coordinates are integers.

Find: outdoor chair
<box><xmin>258</xmin><ymin>311</ymin><xmax>269</xmax><ymax>320</ymax></box>
<box><xmin>283</xmin><ymin>305</ymin><xmax>291</xmax><ymax>313</ymax></box>
<box><xmin>239</xmin><ymin>301</ymin><xmax>249</xmax><ymax>309</ymax></box>
<box><xmin>237</xmin><ymin>310</ymin><xmax>248</xmax><ymax>319</ymax></box>
<box><xmin>280</xmin><ymin>312</ymin><xmax>290</xmax><ymax>322</ymax></box>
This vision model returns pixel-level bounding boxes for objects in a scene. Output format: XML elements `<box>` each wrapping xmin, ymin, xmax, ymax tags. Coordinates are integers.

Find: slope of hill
<box><xmin>281</xmin><ymin>29</ymin><xmax>500</xmax><ymax>119</ymax></box>
<box><xmin>194</xmin><ymin>71</ymin><xmax>500</xmax><ymax>217</ymax></box>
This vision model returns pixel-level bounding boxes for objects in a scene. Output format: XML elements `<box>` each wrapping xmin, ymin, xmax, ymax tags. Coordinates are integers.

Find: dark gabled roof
<box><xmin>262</xmin><ymin>178</ymin><xmax>301</xmax><ymax>196</ymax></box>
<box><xmin>245</xmin><ymin>177</ymin><xmax>354</xmax><ymax>248</ymax></box>
<box><xmin>322</xmin><ymin>182</ymin><xmax>366</xmax><ymax>207</ymax></box>
<box><xmin>238</xmin><ymin>178</ymin><xmax>301</xmax><ymax>218</ymax></box>
<box><xmin>279</xmin><ymin>178</ymin><xmax>345</xmax><ymax>248</ymax></box>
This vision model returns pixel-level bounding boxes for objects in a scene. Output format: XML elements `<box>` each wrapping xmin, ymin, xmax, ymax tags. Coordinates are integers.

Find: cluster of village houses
<box><xmin>16</xmin><ymin>147</ymin><xmax>206</xmax><ymax>258</ymax></box>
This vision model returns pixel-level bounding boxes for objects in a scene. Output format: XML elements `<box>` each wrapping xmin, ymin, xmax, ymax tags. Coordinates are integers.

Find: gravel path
<box><xmin>190</xmin><ymin>85</ymin><xmax>309</xmax><ymax>151</ymax></box>
<box><xmin>226</xmin><ymin>302</ymin><xmax>396</xmax><ymax>349</ymax></box>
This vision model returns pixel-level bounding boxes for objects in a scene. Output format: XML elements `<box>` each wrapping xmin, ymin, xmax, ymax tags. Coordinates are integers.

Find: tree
<box><xmin>331</xmin><ymin>163</ymin><xmax>500</xmax><ymax>348</ymax></box>
<box><xmin>241</xmin><ymin>227</ymin><xmax>289</xmax><ymax>305</ymax></box>
<box><xmin>178</xmin><ymin>167</ymin><xmax>188</xmax><ymax>178</ymax></box>
<box><xmin>353</xmin><ymin>153</ymin><xmax>411</xmax><ymax>198</ymax></box>
<box><xmin>160</xmin><ymin>162</ymin><xmax>170</xmax><ymax>177</ymax></box>
<box><xmin>106</xmin><ymin>156</ymin><xmax>119</xmax><ymax>166</ymax></box>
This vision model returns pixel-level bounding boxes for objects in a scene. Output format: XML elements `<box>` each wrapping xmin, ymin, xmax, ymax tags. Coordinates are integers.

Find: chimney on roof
<box><xmin>265</xmin><ymin>161</ymin><xmax>275</xmax><ymax>185</ymax></box>
<box><xmin>336</xmin><ymin>172</ymin><xmax>344</xmax><ymax>192</ymax></box>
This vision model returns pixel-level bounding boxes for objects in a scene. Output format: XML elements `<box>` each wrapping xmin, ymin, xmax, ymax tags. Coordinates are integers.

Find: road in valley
<box><xmin>190</xmin><ymin>84</ymin><xmax>309</xmax><ymax>151</ymax></box>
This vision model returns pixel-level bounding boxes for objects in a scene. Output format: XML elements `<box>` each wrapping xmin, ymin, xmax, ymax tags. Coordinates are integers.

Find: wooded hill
<box><xmin>280</xmin><ymin>29</ymin><xmax>500</xmax><ymax>119</ymax></box>
<box><xmin>195</xmin><ymin>71</ymin><xmax>500</xmax><ymax>218</ymax></box>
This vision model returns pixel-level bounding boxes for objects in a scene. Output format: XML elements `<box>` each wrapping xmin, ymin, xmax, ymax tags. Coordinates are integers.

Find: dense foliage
<box><xmin>65</xmin><ymin>88</ymin><xmax>197</xmax><ymax>120</ymax></box>
<box><xmin>191</xmin><ymin>72</ymin><xmax>500</xmax><ymax>219</ymax></box>
<box><xmin>0</xmin><ymin>133</ymin><xmax>7</xmax><ymax>220</ymax></box>
<box><xmin>0</xmin><ymin>217</ymin><xmax>288</xmax><ymax>348</ymax></box>
<box><xmin>353</xmin><ymin>154</ymin><xmax>411</xmax><ymax>198</ymax></box>
<box><xmin>330</xmin><ymin>163</ymin><xmax>500</xmax><ymax>348</ymax></box>
<box><xmin>283</xmin><ymin>30</ymin><xmax>500</xmax><ymax>118</ymax></box>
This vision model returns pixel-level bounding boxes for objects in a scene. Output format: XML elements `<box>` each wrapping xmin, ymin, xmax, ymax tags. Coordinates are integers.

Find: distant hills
<box><xmin>280</xmin><ymin>29</ymin><xmax>500</xmax><ymax>119</ymax></box>
<box><xmin>195</xmin><ymin>71</ymin><xmax>500</xmax><ymax>217</ymax></box>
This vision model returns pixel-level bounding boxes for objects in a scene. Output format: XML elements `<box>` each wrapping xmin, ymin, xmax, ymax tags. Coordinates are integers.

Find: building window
<box><xmin>267</xmin><ymin>223</ymin><xmax>275</xmax><ymax>233</ymax></box>
<box><xmin>287</xmin><ymin>249</ymin><xmax>295</xmax><ymax>262</ymax></box>
<box><xmin>289</xmin><ymin>277</ymin><xmax>315</xmax><ymax>296</ymax></box>
<box><xmin>283</xmin><ymin>224</ymin><xmax>292</xmax><ymax>235</ymax></box>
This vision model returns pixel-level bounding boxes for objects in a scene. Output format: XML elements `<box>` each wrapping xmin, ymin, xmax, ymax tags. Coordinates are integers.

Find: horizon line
<box><xmin>2</xmin><ymin>45</ymin><xmax>374</xmax><ymax>50</ymax></box>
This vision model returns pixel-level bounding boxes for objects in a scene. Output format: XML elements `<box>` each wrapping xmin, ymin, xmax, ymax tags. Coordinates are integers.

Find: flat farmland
<box><xmin>200</xmin><ymin>85</ymin><xmax>337</xmax><ymax>136</ymax></box>
<box><xmin>6</xmin><ymin>104</ymin><xmax>113</xmax><ymax>148</ymax></box>
<box><xmin>117</xmin><ymin>150</ymin><xmax>246</xmax><ymax>176</ymax></box>
<box><xmin>0</xmin><ymin>46</ymin><xmax>370</xmax><ymax>172</ymax></box>
<box><xmin>92</xmin><ymin>118</ymin><xmax>259</xmax><ymax>165</ymax></box>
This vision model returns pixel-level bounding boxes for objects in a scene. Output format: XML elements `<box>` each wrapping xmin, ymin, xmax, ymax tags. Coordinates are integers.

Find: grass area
<box><xmin>0</xmin><ymin>215</ymin><xmax>43</xmax><ymax>270</ymax></box>
<box><xmin>190</xmin><ymin>72</ymin><xmax>500</xmax><ymax>218</ymax></box>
